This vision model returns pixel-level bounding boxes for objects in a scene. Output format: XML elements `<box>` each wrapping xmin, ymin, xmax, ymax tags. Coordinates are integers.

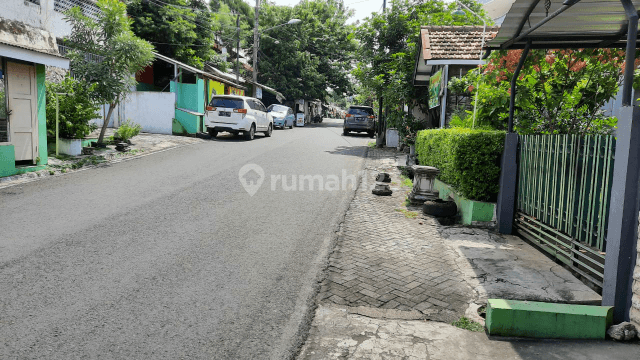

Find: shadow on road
<box><xmin>325</xmin><ymin>146</ymin><xmax>369</xmax><ymax>158</ymax></box>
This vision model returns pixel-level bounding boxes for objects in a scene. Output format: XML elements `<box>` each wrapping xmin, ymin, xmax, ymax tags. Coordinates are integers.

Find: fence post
<box><xmin>496</xmin><ymin>133</ymin><xmax>519</xmax><ymax>234</ymax></box>
<box><xmin>603</xmin><ymin>105</ymin><xmax>640</xmax><ymax>323</ymax></box>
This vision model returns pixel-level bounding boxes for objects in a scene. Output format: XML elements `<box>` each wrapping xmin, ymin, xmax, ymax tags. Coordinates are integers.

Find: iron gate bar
<box><xmin>515</xmin><ymin>215</ymin><xmax>604</xmax><ymax>288</ymax></box>
<box><xmin>517</xmin><ymin>212</ymin><xmax>606</xmax><ymax>261</ymax></box>
<box><xmin>515</xmin><ymin>134</ymin><xmax>615</xmax><ymax>289</ymax></box>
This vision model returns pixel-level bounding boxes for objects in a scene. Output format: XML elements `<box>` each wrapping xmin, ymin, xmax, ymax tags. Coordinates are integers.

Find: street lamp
<box><xmin>252</xmin><ymin>15</ymin><xmax>302</xmax><ymax>96</ymax></box>
<box><xmin>452</xmin><ymin>1</ymin><xmax>486</xmax><ymax>129</ymax></box>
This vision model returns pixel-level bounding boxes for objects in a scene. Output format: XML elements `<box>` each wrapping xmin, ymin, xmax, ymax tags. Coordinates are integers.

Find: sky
<box><xmin>268</xmin><ymin>0</ymin><xmax>388</xmax><ymax>25</ymax></box>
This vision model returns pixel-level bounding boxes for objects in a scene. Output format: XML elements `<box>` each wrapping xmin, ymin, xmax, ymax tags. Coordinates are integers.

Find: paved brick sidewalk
<box><xmin>317</xmin><ymin>148</ymin><xmax>473</xmax><ymax>323</ymax></box>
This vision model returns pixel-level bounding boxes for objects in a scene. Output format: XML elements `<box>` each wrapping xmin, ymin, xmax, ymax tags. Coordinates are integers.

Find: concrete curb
<box><xmin>0</xmin><ymin>141</ymin><xmax>201</xmax><ymax>190</ymax></box>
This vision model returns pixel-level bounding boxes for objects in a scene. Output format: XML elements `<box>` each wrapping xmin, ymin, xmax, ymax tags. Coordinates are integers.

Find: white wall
<box><xmin>120</xmin><ymin>92</ymin><xmax>176</xmax><ymax>135</ymax></box>
<box><xmin>2</xmin><ymin>0</ymin><xmax>74</xmax><ymax>38</ymax></box>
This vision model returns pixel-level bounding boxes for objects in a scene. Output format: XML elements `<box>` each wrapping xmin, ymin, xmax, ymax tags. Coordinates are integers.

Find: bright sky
<box><xmin>267</xmin><ymin>0</ymin><xmax>387</xmax><ymax>25</ymax></box>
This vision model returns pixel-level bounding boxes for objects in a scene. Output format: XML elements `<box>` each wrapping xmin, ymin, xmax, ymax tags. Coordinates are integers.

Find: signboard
<box><xmin>429</xmin><ymin>69</ymin><xmax>443</xmax><ymax>109</ymax></box>
<box><xmin>256</xmin><ymin>87</ymin><xmax>262</xmax><ymax>99</ymax></box>
<box><xmin>228</xmin><ymin>86</ymin><xmax>244</xmax><ymax>96</ymax></box>
<box><xmin>296</xmin><ymin>113</ymin><xmax>305</xmax><ymax>127</ymax></box>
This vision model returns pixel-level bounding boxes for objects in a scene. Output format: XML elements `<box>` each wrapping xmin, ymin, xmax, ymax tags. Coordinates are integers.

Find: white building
<box><xmin>3</xmin><ymin>0</ymin><xmax>100</xmax><ymax>40</ymax></box>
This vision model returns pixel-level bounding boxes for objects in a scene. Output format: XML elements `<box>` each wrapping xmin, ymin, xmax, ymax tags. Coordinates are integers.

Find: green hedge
<box><xmin>416</xmin><ymin>128</ymin><xmax>506</xmax><ymax>202</ymax></box>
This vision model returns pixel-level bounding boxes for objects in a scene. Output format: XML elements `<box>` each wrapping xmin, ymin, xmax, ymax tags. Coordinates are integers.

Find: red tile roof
<box><xmin>420</xmin><ymin>26</ymin><xmax>500</xmax><ymax>60</ymax></box>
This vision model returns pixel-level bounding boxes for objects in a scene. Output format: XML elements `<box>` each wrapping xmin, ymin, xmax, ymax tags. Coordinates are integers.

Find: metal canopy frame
<box><xmin>491</xmin><ymin>0</ymin><xmax>640</xmax><ymax>324</ymax></box>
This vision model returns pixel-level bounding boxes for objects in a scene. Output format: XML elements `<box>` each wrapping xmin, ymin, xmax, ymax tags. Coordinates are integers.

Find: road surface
<box><xmin>0</xmin><ymin>119</ymin><xmax>371</xmax><ymax>359</ymax></box>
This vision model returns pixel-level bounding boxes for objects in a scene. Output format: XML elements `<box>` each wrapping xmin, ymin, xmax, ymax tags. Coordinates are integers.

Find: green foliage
<box><xmin>115</xmin><ymin>119</ymin><xmax>142</xmax><ymax>142</ymax></box>
<box><xmin>353</xmin><ymin>0</ymin><xmax>491</xmax><ymax>137</ymax></box>
<box><xmin>400</xmin><ymin>175</ymin><xmax>412</xmax><ymax>188</ymax></box>
<box><xmin>416</xmin><ymin>128</ymin><xmax>505</xmax><ymax>202</ymax></box>
<box><xmin>458</xmin><ymin>49</ymin><xmax>632</xmax><ymax>135</ymax></box>
<box><xmin>64</xmin><ymin>0</ymin><xmax>154</xmax><ymax>143</ymax></box>
<box><xmin>452</xmin><ymin>317</ymin><xmax>484</xmax><ymax>332</ymax></box>
<box><xmin>45</xmin><ymin>77</ymin><xmax>99</xmax><ymax>139</ymax></box>
<box><xmin>128</xmin><ymin>0</ymin><xmax>231</xmax><ymax>70</ymax></box>
<box><xmin>395</xmin><ymin>208</ymin><xmax>419</xmax><ymax>219</ymax></box>
<box><xmin>254</xmin><ymin>0</ymin><xmax>357</xmax><ymax>101</ymax></box>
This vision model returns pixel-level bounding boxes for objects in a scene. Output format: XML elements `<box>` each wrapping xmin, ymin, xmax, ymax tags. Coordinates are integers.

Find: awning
<box><xmin>0</xmin><ymin>17</ymin><xmax>69</xmax><ymax>69</ymax></box>
<box><xmin>154</xmin><ymin>52</ymin><xmax>246</xmax><ymax>90</ymax></box>
<box><xmin>487</xmin><ymin>0</ymin><xmax>640</xmax><ymax>49</ymax></box>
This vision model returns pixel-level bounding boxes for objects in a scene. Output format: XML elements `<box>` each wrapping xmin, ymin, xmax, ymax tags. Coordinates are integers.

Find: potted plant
<box><xmin>46</xmin><ymin>77</ymin><xmax>99</xmax><ymax>156</ymax></box>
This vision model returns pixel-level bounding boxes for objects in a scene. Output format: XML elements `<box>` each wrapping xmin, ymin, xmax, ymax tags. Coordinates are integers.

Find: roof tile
<box><xmin>421</xmin><ymin>25</ymin><xmax>500</xmax><ymax>60</ymax></box>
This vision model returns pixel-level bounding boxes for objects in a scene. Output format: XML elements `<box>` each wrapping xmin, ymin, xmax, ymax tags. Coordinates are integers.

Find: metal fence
<box><xmin>514</xmin><ymin>134</ymin><xmax>615</xmax><ymax>289</ymax></box>
<box><xmin>54</xmin><ymin>0</ymin><xmax>100</xmax><ymax>20</ymax></box>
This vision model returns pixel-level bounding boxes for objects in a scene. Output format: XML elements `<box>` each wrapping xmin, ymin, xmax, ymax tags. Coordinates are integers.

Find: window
<box><xmin>267</xmin><ymin>104</ymin><xmax>289</xmax><ymax>113</ymax></box>
<box><xmin>54</xmin><ymin>0</ymin><xmax>100</xmax><ymax>20</ymax></box>
<box><xmin>0</xmin><ymin>60</ymin><xmax>7</xmax><ymax>142</ymax></box>
<box><xmin>348</xmin><ymin>107</ymin><xmax>374</xmax><ymax>116</ymax></box>
<box><xmin>210</xmin><ymin>97</ymin><xmax>244</xmax><ymax>109</ymax></box>
<box><xmin>25</xmin><ymin>0</ymin><xmax>41</xmax><ymax>5</ymax></box>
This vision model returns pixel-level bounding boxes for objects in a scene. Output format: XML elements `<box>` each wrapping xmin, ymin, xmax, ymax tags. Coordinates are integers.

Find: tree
<box><xmin>252</xmin><ymin>0</ymin><xmax>357</xmax><ymax>101</ymax></box>
<box><xmin>65</xmin><ymin>0</ymin><xmax>154</xmax><ymax>144</ymax></box>
<box><xmin>353</xmin><ymin>0</ymin><xmax>490</xmax><ymax>144</ymax></box>
<box><xmin>452</xmin><ymin>48</ymin><xmax>636</xmax><ymax>135</ymax></box>
<box><xmin>127</xmin><ymin>0</ymin><xmax>227</xmax><ymax>70</ymax></box>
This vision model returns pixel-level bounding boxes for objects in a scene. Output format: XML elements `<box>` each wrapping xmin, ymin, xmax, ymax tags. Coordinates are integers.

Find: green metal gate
<box><xmin>514</xmin><ymin>134</ymin><xmax>615</xmax><ymax>289</ymax></box>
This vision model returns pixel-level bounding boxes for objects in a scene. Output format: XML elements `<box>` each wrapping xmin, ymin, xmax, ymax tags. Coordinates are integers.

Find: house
<box><xmin>412</xmin><ymin>26</ymin><xmax>499</xmax><ymax>128</ymax></box>
<box><xmin>0</xmin><ymin>14</ymin><xmax>69</xmax><ymax>177</ymax></box>
<box><xmin>129</xmin><ymin>52</ymin><xmax>285</xmax><ymax>136</ymax></box>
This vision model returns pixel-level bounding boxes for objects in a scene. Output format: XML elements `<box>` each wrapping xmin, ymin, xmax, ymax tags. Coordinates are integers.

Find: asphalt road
<box><xmin>0</xmin><ymin>119</ymin><xmax>371</xmax><ymax>359</ymax></box>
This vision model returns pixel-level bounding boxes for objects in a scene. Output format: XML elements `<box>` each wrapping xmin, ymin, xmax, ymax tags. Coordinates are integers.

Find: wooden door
<box><xmin>7</xmin><ymin>62</ymin><xmax>38</xmax><ymax>162</ymax></box>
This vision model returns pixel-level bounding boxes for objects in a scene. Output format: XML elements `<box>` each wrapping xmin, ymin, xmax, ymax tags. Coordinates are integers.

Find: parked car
<box><xmin>205</xmin><ymin>95</ymin><xmax>273</xmax><ymax>140</ymax></box>
<box><xmin>267</xmin><ymin>104</ymin><xmax>294</xmax><ymax>129</ymax></box>
<box><xmin>344</xmin><ymin>105</ymin><xmax>376</xmax><ymax>137</ymax></box>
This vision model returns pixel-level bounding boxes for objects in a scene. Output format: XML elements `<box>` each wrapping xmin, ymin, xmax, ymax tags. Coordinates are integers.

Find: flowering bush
<box><xmin>452</xmin><ymin>48</ymin><xmax>636</xmax><ymax>135</ymax></box>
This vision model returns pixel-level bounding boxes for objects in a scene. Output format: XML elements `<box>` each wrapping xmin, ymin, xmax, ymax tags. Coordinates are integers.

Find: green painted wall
<box><xmin>0</xmin><ymin>145</ymin><xmax>17</xmax><ymax>177</ymax></box>
<box><xmin>36</xmin><ymin>64</ymin><xmax>47</xmax><ymax>166</ymax></box>
<box><xmin>171</xmin><ymin>79</ymin><xmax>204</xmax><ymax>113</ymax></box>
<box><xmin>486</xmin><ymin>299</ymin><xmax>613</xmax><ymax>339</ymax></box>
<box><xmin>173</xmin><ymin>110</ymin><xmax>202</xmax><ymax>134</ymax></box>
<box><xmin>434</xmin><ymin>179</ymin><xmax>495</xmax><ymax>225</ymax></box>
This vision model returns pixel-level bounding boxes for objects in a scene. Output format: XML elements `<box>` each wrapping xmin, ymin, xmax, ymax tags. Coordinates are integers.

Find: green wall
<box><xmin>0</xmin><ymin>145</ymin><xmax>16</xmax><ymax>177</ymax></box>
<box><xmin>171</xmin><ymin>78</ymin><xmax>204</xmax><ymax>113</ymax></box>
<box><xmin>434</xmin><ymin>179</ymin><xmax>495</xmax><ymax>225</ymax></box>
<box><xmin>36</xmin><ymin>64</ymin><xmax>47</xmax><ymax>166</ymax></box>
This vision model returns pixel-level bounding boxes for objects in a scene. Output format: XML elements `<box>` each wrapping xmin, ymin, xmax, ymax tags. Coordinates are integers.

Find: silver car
<box><xmin>267</xmin><ymin>104</ymin><xmax>294</xmax><ymax>129</ymax></box>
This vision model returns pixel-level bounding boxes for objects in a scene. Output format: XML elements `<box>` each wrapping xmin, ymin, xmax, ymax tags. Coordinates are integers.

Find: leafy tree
<box><xmin>252</xmin><ymin>0</ymin><xmax>357</xmax><ymax>101</ymax></box>
<box><xmin>127</xmin><ymin>0</ymin><xmax>228</xmax><ymax>70</ymax></box>
<box><xmin>353</xmin><ymin>0</ymin><xmax>490</xmax><ymax>143</ymax></box>
<box><xmin>45</xmin><ymin>77</ymin><xmax>99</xmax><ymax>139</ymax></box>
<box><xmin>453</xmin><ymin>48</ymin><xmax>636</xmax><ymax>135</ymax></box>
<box><xmin>65</xmin><ymin>0</ymin><xmax>154</xmax><ymax>144</ymax></box>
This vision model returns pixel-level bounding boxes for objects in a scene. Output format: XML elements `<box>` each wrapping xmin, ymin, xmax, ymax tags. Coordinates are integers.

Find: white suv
<box><xmin>205</xmin><ymin>95</ymin><xmax>273</xmax><ymax>140</ymax></box>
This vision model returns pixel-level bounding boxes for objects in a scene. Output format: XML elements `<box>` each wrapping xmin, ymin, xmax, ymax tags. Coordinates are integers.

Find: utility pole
<box><xmin>236</xmin><ymin>14</ymin><xmax>240</xmax><ymax>84</ymax></box>
<box><xmin>376</xmin><ymin>0</ymin><xmax>387</xmax><ymax>147</ymax></box>
<box><xmin>252</xmin><ymin>0</ymin><xmax>260</xmax><ymax>96</ymax></box>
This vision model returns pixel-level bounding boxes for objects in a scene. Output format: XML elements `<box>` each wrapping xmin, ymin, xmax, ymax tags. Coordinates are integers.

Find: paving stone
<box><xmin>318</xmin><ymin>148</ymin><xmax>473</xmax><ymax>323</ymax></box>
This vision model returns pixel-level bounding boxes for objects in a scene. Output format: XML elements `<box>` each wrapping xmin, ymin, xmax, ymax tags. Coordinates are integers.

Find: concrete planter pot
<box><xmin>386</xmin><ymin>128</ymin><xmax>399</xmax><ymax>148</ymax></box>
<box><xmin>58</xmin><ymin>138</ymin><xmax>83</xmax><ymax>156</ymax></box>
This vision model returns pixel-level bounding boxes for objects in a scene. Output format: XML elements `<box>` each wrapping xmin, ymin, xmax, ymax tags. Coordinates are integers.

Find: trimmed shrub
<box><xmin>416</xmin><ymin>128</ymin><xmax>506</xmax><ymax>202</ymax></box>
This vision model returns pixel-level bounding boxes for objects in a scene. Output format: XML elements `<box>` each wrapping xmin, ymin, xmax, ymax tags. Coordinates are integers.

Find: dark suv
<box><xmin>344</xmin><ymin>106</ymin><xmax>375</xmax><ymax>137</ymax></box>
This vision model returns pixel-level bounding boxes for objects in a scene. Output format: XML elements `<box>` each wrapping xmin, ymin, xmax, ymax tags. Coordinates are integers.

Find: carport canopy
<box><xmin>487</xmin><ymin>0</ymin><xmax>640</xmax><ymax>50</ymax></box>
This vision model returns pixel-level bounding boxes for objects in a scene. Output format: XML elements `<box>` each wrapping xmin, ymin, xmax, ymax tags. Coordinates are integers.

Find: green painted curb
<box><xmin>486</xmin><ymin>299</ymin><xmax>613</xmax><ymax>339</ymax></box>
<box><xmin>434</xmin><ymin>179</ymin><xmax>495</xmax><ymax>225</ymax></box>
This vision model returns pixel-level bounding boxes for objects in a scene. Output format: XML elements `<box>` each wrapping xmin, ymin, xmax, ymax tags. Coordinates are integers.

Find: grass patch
<box><xmin>367</xmin><ymin>141</ymin><xmax>376</xmax><ymax>148</ymax></box>
<box><xmin>452</xmin><ymin>317</ymin><xmax>484</xmax><ymax>332</ymax></box>
<box><xmin>395</xmin><ymin>208</ymin><xmax>419</xmax><ymax>219</ymax></box>
<box><xmin>403</xmin><ymin>196</ymin><xmax>411</xmax><ymax>206</ymax></box>
<box><xmin>400</xmin><ymin>175</ymin><xmax>413</xmax><ymax>188</ymax></box>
